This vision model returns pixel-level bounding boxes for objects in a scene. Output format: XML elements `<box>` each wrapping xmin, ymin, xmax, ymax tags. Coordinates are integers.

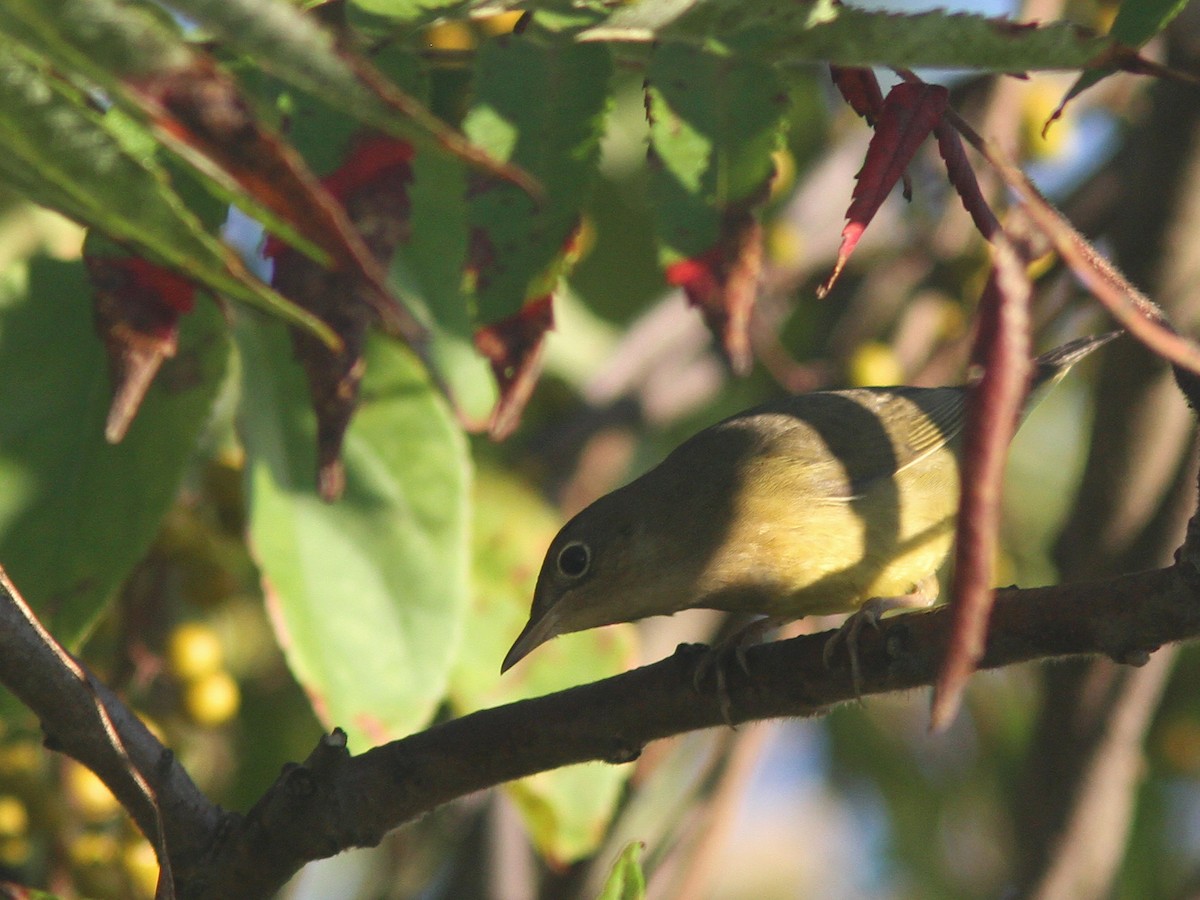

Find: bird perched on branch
<box><xmin>501</xmin><ymin>332</ymin><xmax>1119</xmax><ymax>683</ymax></box>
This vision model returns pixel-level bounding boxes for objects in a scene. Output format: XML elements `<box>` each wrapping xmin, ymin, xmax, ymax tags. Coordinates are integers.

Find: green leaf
<box><xmin>582</xmin><ymin>0</ymin><xmax>1112</xmax><ymax>72</ymax></box>
<box><xmin>1108</xmin><ymin>0</ymin><xmax>1190</xmax><ymax>47</ymax></box>
<box><xmin>1061</xmin><ymin>0</ymin><xmax>1188</xmax><ymax>110</ymax></box>
<box><xmin>0</xmin><ymin>257</ymin><xmax>231</xmax><ymax>646</ymax></box>
<box><xmin>646</xmin><ymin>41</ymin><xmax>785</xmax><ymax>262</ymax></box>
<box><xmin>0</xmin><ymin>39</ymin><xmax>335</xmax><ymax>343</ymax></box>
<box><xmin>465</xmin><ymin>34</ymin><xmax>611</xmax><ymax>322</ymax></box>
<box><xmin>596</xmin><ymin>841</ymin><xmax>647</xmax><ymax>900</ymax></box>
<box><xmin>238</xmin><ymin>313</ymin><xmax>471</xmax><ymax>750</ymax></box>
<box><xmin>451</xmin><ymin>470</ymin><xmax>636</xmax><ymax>863</ymax></box>
<box><xmin>0</xmin><ymin>0</ymin><xmax>190</xmax><ymax>84</ymax></box>
<box><xmin>392</xmin><ymin>150</ymin><xmax>497</xmax><ymax>427</ymax></box>
<box><xmin>350</xmin><ymin>0</ymin><xmax>469</xmax><ymax>26</ymax></box>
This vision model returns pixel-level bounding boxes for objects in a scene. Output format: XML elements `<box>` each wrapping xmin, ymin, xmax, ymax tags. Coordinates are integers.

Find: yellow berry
<box><xmin>167</xmin><ymin>623</ymin><xmax>224</xmax><ymax>683</ymax></box>
<box><xmin>848</xmin><ymin>341</ymin><xmax>904</xmax><ymax>387</ymax></box>
<box><xmin>478</xmin><ymin>11</ymin><xmax>526</xmax><ymax>35</ymax></box>
<box><xmin>425</xmin><ymin>22</ymin><xmax>476</xmax><ymax>52</ymax></box>
<box><xmin>0</xmin><ymin>796</ymin><xmax>27</xmax><ymax>837</ymax></box>
<box><xmin>184</xmin><ymin>671</ymin><xmax>240</xmax><ymax>728</ymax></box>
<box><xmin>64</xmin><ymin>760</ymin><xmax>121</xmax><ymax>822</ymax></box>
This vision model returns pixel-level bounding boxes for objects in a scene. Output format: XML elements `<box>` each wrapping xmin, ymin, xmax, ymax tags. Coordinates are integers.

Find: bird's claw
<box><xmin>822</xmin><ymin>606</ymin><xmax>883</xmax><ymax>697</ymax></box>
<box><xmin>691</xmin><ymin>617</ymin><xmax>777</xmax><ymax>727</ymax></box>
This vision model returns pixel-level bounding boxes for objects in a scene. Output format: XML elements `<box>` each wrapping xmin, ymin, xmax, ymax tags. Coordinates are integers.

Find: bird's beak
<box><xmin>501</xmin><ymin>608</ymin><xmax>560</xmax><ymax>674</ymax></box>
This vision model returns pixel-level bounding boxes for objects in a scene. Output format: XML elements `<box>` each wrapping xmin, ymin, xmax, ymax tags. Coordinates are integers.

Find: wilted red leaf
<box><xmin>142</xmin><ymin>62</ymin><xmax>424</xmax><ymax>346</ymax></box>
<box><xmin>818</xmin><ymin>81</ymin><xmax>950</xmax><ymax>298</ymax></box>
<box><xmin>665</xmin><ymin>208</ymin><xmax>763</xmax><ymax>376</ymax></box>
<box><xmin>934</xmin><ymin>121</ymin><xmax>999</xmax><ymax>241</ymax></box>
<box><xmin>474</xmin><ymin>294</ymin><xmax>555</xmax><ymax>441</ymax></box>
<box><xmin>830</xmin><ymin>66</ymin><xmax>885</xmax><ymax>125</ymax></box>
<box><xmin>268</xmin><ymin>133</ymin><xmax>416</xmax><ymax>501</ymax></box>
<box><xmin>85</xmin><ymin>253</ymin><xmax>197</xmax><ymax>443</ymax></box>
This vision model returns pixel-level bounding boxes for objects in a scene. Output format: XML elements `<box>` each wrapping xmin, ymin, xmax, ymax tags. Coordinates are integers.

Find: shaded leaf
<box><xmin>646</xmin><ymin>42</ymin><xmax>785</xmax><ymax>371</ymax></box>
<box><xmin>583</xmin><ymin>0</ymin><xmax>1114</xmax><ymax>72</ymax></box>
<box><xmin>239</xmin><ymin>312</ymin><xmax>470</xmax><ymax>751</ymax></box>
<box><xmin>819</xmin><ymin>81</ymin><xmax>948</xmax><ymax>297</ymax></box>
<box><xmin>0</xmin><ymin>257</ymin><xmax>230</xmax><ymax>646</ymax></box>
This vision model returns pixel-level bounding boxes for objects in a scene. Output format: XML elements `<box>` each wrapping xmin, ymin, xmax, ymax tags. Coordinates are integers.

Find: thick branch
<box><xmin>199</xmin><ymin>565</ymin><xmax>1199</xmax><ymax>899</ymax></box>
<box><xmin>0</xmin><ymin>569</ymin><xmax>223</xmax><ymax>891</ymax></box>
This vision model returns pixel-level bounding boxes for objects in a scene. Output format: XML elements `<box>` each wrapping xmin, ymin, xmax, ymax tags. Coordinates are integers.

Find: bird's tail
<box><xmin>1030</xmin><ymin>331</ymin><xmax>1121</xmax><ymax>392</ymax></box>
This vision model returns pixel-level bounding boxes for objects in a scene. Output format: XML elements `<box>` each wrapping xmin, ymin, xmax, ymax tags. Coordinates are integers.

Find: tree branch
<box><xmin>0</xmin><ymin>568</ymin><xmax>223</xmax><ymax>894</ymax></box>
<box><xmin>197</xmin><ymin>564</ymin><xmax>1199</xmax><ymax>899</ymax></box>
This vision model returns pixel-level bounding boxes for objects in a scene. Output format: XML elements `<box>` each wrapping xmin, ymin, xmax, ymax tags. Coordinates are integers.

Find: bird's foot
<box><xmin>692</xmin><ymin>616</ymin><xmax>780</xmax><ymax>726</ymax></box>
<box><xmin>823</xmin><ymin>577</ymin><xmax>939</xmax><ymax>696</ymax></box>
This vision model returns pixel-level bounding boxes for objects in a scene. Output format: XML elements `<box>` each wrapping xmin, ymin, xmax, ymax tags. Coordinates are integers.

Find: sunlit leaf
<box><xmin>239</xmin><ymin>313</ymin><xmax>470</xmax><ymax>750</ymax></box>
<box><xmin>583</xmin><ymin>0</ymin><xmax>1113</xmax><ymax>72</ymax></box>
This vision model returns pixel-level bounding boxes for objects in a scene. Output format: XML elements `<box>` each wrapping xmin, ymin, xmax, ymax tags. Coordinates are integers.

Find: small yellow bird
<box><xmin>501</xmin><ymin>332</ymin><xmax>1117</xmax><ymax>675</ymax></box>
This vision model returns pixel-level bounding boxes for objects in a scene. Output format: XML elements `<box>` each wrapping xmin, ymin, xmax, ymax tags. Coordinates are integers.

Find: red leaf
<box><xmin>85</xmin><ymin>253</ymin><xmax>197</xmax><ymax>443</ymax></box>
<box><xmin>665</xmin><ymin>213</ymin><xmax>763</xmax><ymax>376</ymax></box>
<box><xmin>830</xmin><ymin>66</ymin><xmax>885</xmax><ymax>125</ymax></box>
<box><xmin>269</xmin><ymin>134</ymin><xmax>416</xmax><ymax>501</ymax></box>
<box><xmin>931</xmin><ymin>231</ymin><xmax>1032</xmax><ymax>731</ymax></box>
<box><xmin>474</xmin><ymin>295</ymin><xmax>555</xmax><ymax>440</ymax></box>
<box><xmin>145</xmin><ymin>64</ymin><xmax>423</xmax><ymax>345</ymax></box>
<box><xmin>934</xmin><ymin>121</ymin><xmax>999</xmax><ymax>241</ymax></box>
<box><xmin>818</xmin><ymin>82</ymin><xmax>949</xmax><ymax>298</ymax></box>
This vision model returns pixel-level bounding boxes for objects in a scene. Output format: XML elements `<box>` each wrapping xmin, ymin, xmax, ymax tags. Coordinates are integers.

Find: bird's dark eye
<box><xmin>557</xmin><ymin>541</ymin><xmax>591</xmax><ymax>579</ymax></box>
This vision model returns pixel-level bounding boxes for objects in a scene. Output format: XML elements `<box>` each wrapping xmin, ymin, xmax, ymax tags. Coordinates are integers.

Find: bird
<box><xmin>501</xmin><ymin>332</ymin><xmax>1119</xmax><ymax>684</ymax></box>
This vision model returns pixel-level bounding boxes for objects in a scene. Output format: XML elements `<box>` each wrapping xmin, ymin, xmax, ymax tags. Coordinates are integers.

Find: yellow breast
<box><xmin>689</xmin><ymin>423</ymin><xmax>961</xmax><ymax>618</ymax></box>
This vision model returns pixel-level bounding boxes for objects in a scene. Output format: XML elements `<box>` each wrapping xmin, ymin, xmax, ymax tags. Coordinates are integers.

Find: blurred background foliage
<box><xmin>0</xmin><ymin>0</ymin><xmax>1196</xmax><ymax>898</ymax></box>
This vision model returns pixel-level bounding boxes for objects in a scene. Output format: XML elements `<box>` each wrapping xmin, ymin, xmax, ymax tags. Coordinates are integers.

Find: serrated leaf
<box><xmin>819</xmin><ymin>81</ymin><xmax>948</xmax><ymax>297</ymax></box>
<box><xmin>239</xmin><ymin>313</ymin><xmax>470</xmax><ymax>751</ymax></box>
<box><xmin>647</xmin><ymin>42</ymin><xmax>784</xmax><ymax>371</ymax></box>
<box><xmin>583</xmin><ymin>0</ymin><xmax>1113</xmax><ymax>72</ymax></box>
<box><xmin>0</xmin><ymin>39</ymin><xmax>336</xmax><ymax>343</ymax></box>
<box><xmin>464</xmin><ymin>34</ymin><xmax>611</xmax><ymax>432</ymax></box>
<box><xmin>465</xmin><ymin>36</ymin><xmax>611</xmax><ymax>320</ymax></box>
<box><xmin>0</xmin><ymin>257</ymin><xmax>230</xmax><ymax>646</ymax></box>
<box><xmin>392</xmin><ymin>150</ymin><xmax>497</xmax><ymax>429</ymax></box>
<box><xmin>596</xmin><ymin>841</ymin><xmax>647</xmax><ymax>900</ymax></box>
<box><xmin>450</xmin><ymin>470</ymin><xmax>636</xmax><ymax>863</ymax></box>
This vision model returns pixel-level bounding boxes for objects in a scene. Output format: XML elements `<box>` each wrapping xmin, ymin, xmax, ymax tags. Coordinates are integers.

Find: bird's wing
<box><xmin>730</xmin><ymin>387</ymin><xmax>967</xmax><ymax>501</ymax></box>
